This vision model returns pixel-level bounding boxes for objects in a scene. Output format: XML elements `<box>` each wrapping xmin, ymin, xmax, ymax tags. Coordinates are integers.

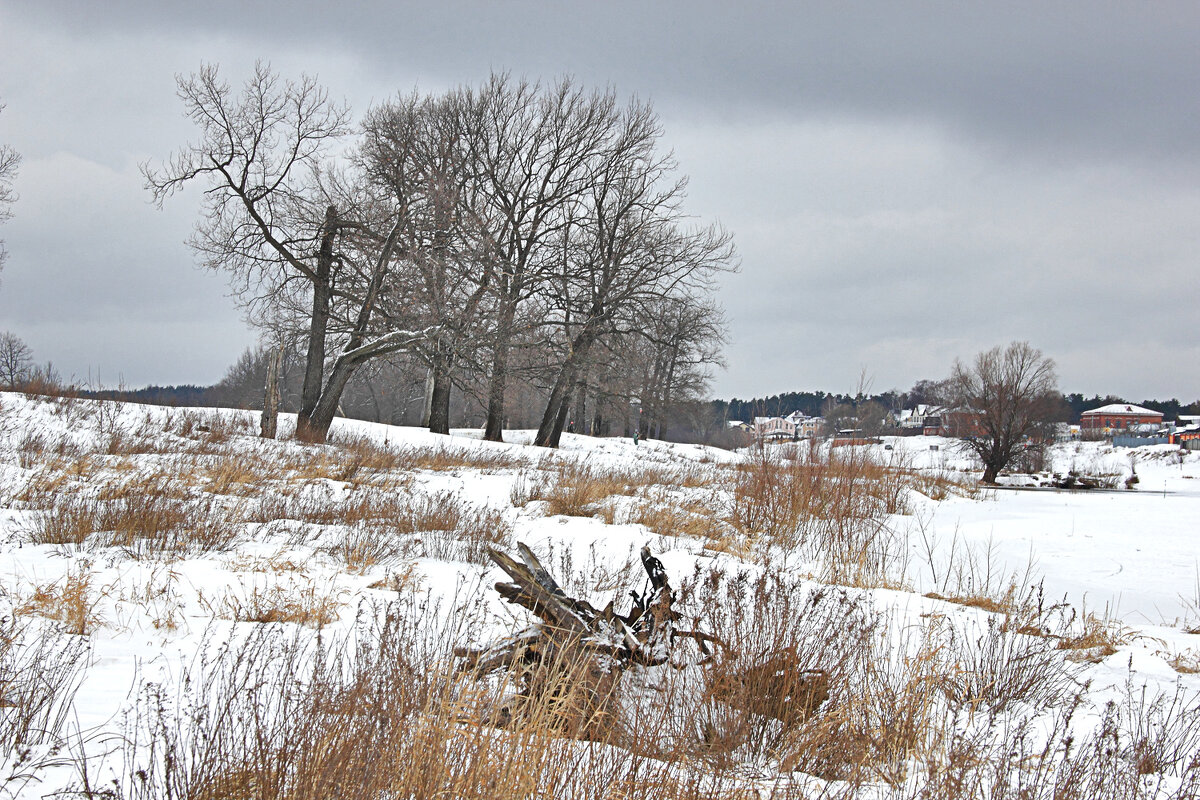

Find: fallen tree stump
<box><xmin>456</xmin><ymin>542</ymin><xmax>829</xmax><ymax>742</ymax></box>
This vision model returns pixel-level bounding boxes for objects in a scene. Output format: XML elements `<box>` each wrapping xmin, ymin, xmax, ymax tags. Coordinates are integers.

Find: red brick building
<box><xmin>1079</xmin><ymin>404</ymin><xmax>1163</xmax><ymax>432</ymax></box>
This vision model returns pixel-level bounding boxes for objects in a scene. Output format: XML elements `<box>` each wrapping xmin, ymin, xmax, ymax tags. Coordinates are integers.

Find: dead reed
<box><xmin>0</xmin><ymin>611</ymin><xmax>91</xmax><ymax>749</ymax></box>
<box><xmin>727</xmin><ymin>444</ymin><xmax>909</xmax><ymax>586</ymax></box>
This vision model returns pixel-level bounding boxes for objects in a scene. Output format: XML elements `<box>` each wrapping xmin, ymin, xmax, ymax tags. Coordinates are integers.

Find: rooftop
<box><xmin>1081</xmin><ymin>404</ymin><xmax>1163</xmax><ymax>417</ymax></box>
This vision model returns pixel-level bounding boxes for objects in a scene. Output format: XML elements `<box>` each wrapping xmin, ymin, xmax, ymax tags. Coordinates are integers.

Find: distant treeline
<box><xmin>714</xmin><ymin>392</ymin><xmax>888</xmax><ymax>423</ymax></box>
<box><xmin>63</xmin><ymin>380</ymin><xmax>1200</xmax><ymax>438</ymax></box>
<box><xmin>81</xmin><ymin>385</ymin><xmax>215</xmax><ymax>407</ymax></box>
<box><xmin>714</xmin><ymin>390</ymin><xmax>1200</xmax><ymax>425</ymax></box>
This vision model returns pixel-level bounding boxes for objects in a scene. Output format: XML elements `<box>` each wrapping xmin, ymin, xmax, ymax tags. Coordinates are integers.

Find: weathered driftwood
<box><xmin>457</xmin><ymin>543</ymin><xmax>829</xmax><ymax>740</ymax></box>
<box><xmin>456</xmin><ymin>543</ymin><xmax>692</xmax><ymax>673</ymax></box>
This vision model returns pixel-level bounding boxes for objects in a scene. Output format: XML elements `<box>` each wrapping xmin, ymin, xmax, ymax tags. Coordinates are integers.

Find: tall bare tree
<box><xmin>947</xmin><ymin>341</ymin><xmax>1059</xmax><ymax>484</ymax></box>
<box><xmin>145</xmin><ymin>63</ymin><xmax>421</xmax><ymax>443</ymax></box>
<box><xmin>532</xmin><ymin>103</ymin><xmax>736</xmax><ymax>447</ymax></box>
<box><xmin>0</xmin><ymin>103</ymin><xmax>19</xmax><ymax>273</ymax></box>
<box><xmin>635</xmin><ymin>295</ymin><xmax>727</xmax><ymax>440</ymax></box>
<box><xmin>466</xmin><ymin>76</ymin><xmax>622</xmax><ymax>442</ymax></box>
<box><xmin>359</xmin><ymin>91</ymin><xmax>496</xmax><ymax>434</ymax></box>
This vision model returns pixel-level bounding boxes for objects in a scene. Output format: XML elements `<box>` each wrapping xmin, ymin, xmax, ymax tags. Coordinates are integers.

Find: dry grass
<box><xmin>251</xmin><ymin>488</ymin><xmax>413</xmax><ymax>528</ymax></box>
<box><xmin>513</xmin><ymin>459</ymin><xmax>717</xmax><ymax>520</ymax></box>
<box><xmin>326</xmin><ymin>493</ymin><xmax>514</xmax><ymax>568</ymax></box>
<box><xmin>27</xmin><ymin>486</ymin><xmax>241</xmax><ymax>557</ymax></box>
<box><xmin>0</xmin><ymin>611</ymin><xmax>91</xmax><ymax>764</ymax></box>
<box><xmin>629</xmin><ymin>500</ymin><xmax>734</xmax><ymax>547</ymax></box>
<box><xmin>225</xmin><ymin>549</ymin><xmax>310</xmax><ymax>574</ymax></box>
<box><xmin>366</xmin><ymin>561</ymin><xmax>425</xmax><ymax>594</ymax></box>
<box><xmin>509</xmin><ymin>470</ymin><xmax>548</xmax><ymax>508</ymax></box>
<box><xmin>119</xmin><ymin>607</ymin><xmax>773</xmax><ymax>800</ymax></box>
<box><xmin>923</xmin><ymin>577</ymin><xmax>1043</xmax><ymax>619</ymax></box>
<box><xmin>727</xmin><ymin>445</ymin><xmax>908</xmax><ymax>586</ymax></box>
<box><xmin>907</xmin><ymin>466</ymin><xmax>979</xmax><ymax>502</ymax></box>
<box><xmin>8</xmin><ymin>396</ymin><xmax>1200</xmax><ymax>795</ymax></box>
<box><xmin>324</xmin><ymin>432</ymin><xmax>525</xmax><ymax>475</ymax></box>
<box><xmin>203</xmin><ymin>578</ymin><xmax>346</xmax><ymax>629</ymax></box>
<box><xmin>163</xmin><ymin>409</ymin><xmax>257</xmax><ymax>447</ymax></box>
<box><xmin>543</xmin><ymin>460</ymin><xmax>639</xmax><ymax>517</ymax></box>
<box><xmin>111</xmin><ymin>562</ymin><xmax>186</xmax><ymax>632</ymax></box>
<box><xmin>203</xmin><ymin>450</ymin><xmax>279</xmax><ymax>495</ymax></box>
<box><xmin>329</xmin><ymin>522</ymin><xmax>409</xmax><ymax>574</ymax></box>
<box><xmin>16</xmin><ymin>565</ymin><xmax>104</xmax><ymax>635</ymax></box>
<box><xmin>1057</xmin><ymin>610</ymin><xmax>1143</xmax><ymax>663</ymax></box>
<box><xmin>22</xmin><ymin>554</ymin><xmax>1200</xmax><ymax>797</ymax></box>
<box><xmin>1162</xmin><ymin>649</ymin><xmax>1200</xmax><ymax>674</ymax></box>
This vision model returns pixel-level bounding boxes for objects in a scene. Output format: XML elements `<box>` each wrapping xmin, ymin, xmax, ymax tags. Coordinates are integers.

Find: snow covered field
<box><xmin>870</xmin><ymin>435</ymin><xmax>1200</xmax><ymax>626</ymax></box>
<box><xmin>2</xmin><ymin>391</ymin><xmax>1199</xmax><ymax>798</ymax></box>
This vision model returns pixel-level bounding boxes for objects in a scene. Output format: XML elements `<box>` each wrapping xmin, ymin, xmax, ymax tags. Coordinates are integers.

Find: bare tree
<box><xmin>633</xmin><ymin>294</ymin><xmax>727</xmax><ymax>440</ymax></box>
<box><xmin>0</xmin><ymin>103</ymin><xmax>19</xmax><ymax>272</ymax></box>
<box><xmin>145</xmin><ymin>63</ymin><xmax>422</xmax><ymax>443</ymax></box>
<box><xmin>466</xmin><ymin>76</ymin><xmax>623</xmax><ymax>442</ymax></box>
<box><xmin>359</xmin><ymin>91</ymin><xmax>497</xmax><ymax>434</ymax></box>
<box><xmin>532</xmin><ymin>101</ymin><xmax>737</xmax><ymax>447</ymax></box>
<box><xmin>0</xmin><ymin>331</ymin><xmax>33</xmax><ymax>388</ymax></box>
<box><xmin>947</xmin><ymin>341</ymin><xmax>1059</xmax><ymax>484</ymax></box>
<box><xmin>902</xmin><ymin>378</ymin><xmax>949</xmax><ymax>409</ymax></box>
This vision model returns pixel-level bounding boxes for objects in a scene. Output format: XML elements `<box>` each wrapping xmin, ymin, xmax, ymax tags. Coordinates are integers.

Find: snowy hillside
<box><xmin>2</xmin><ymin>391</ymin><xmax>1199</xmax><ymax>798</ymax></box>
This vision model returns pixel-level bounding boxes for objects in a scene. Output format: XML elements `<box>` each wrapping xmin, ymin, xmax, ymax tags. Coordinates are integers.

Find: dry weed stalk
<box><xmin>202</xmin><ymin>577</ymin><xmax>346</xmax><ymax>629</ymax></box>
<box><xmin>728</xmin><ymin>444</ymin><xmax>908</xmax><ymax>586</ymax></box>
<box><xmin>0</xmin><ymin>612</ymin><xmax>91</xmax><ymax>749</ymax></box>
<box><xmin>16</xmin><ymin>565</ymin><xmax>104</xmax><ymax>635</ymax></box>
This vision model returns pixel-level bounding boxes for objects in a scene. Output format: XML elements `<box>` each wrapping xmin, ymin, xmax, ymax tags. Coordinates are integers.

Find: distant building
<box><xmin>796</xmin><ymin>416</ymin><xmax>825</xmax><ymax>438</ymax></box>
<box><xmin>1080</xmin><ymin>404</ymin><xmax>1163</xmax><ymax>433</ymax></box>
<box><xmin>752</xmin><ymin>412</ymin><xmax>825</xmax><ymax>442</ymax></box>
<box><xmin>784</xmin><ymin>410</ymin><xmax>808</xmax><ymax>427</ymax></box>
<box><xmin>896</xmin><ymin>404</ymin><xmax>945</xmax><ymax>435</ymax></box>
<box><xmin>753</xmin><ymin>416</ymin><xmax>795</xmax><ymax>441</ymax></box>
<box><xmin>1169</xmin><ymin>416</ymin><xmax>1200</xmax><ymax>447</ymax></box>
<box><xmin>831</xmin><ymin>429</ymin><xmax>879</xmax><ymax>446</ymax></box>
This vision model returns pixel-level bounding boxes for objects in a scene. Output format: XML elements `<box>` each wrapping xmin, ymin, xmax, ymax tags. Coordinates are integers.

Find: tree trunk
<box><xmin>573</xmin><ymin>374</ymin><xmax>587</xmax><ymax>436</ymax></box>
<box><xmin>643</xmin><ymin>354</ymin><xmax>665</xmax><ymax>441</ymax></box>
<box><xmin>420</xmin><ymin>367</ymin><xmax>434</xmax><ymax>428</ymax></box>
<box><xmin>296</xmin><ymin>205</ymin><xmax>338</xmax><ymax>441</ymax></box>
<box><xmin>657</xmin><ymin>347</ymin><xmax>679</xmax><ymax>440</ymax></box>
<box><xmin>534</xmin><ymin>327</ymin><xmax>599</xmax><ymax>448</ymax></box>
<box><xmin>592</xmin><ymin>399</ymin><xmax>604</xmax><ymax>438</ymax></box>
<box><xmin>304</xmin><ymin>358</ymin><xmax>357</xmax><ymax>443</ymax></box>
<box><xmin>483</xmin><ymin>301</ymin><xmax>518</xmax><ymax>443</ymax></box>
<box><xmin>428</xmin><ymin>365</ymin><xmax>453</xmax><ymax>435</ymax></box>
<box><xmin>550</xmin><ymin>392</ymin><xmax>572</xmax><ymax>447</ymax></box>
<box><xmin>297</xmin><ymin>216</ymin><xmax>406</xmax><ymax>444</ymax></box>
<box><xmin>260</xmin><ymin>345</ymin><xmax>282</xmax><ymax>439</ymax></box>
<box><xmin>365</xmin><ymin>376</ymin><xmax>383</xmax><ymax>423</ymax></box>
<box><xmin>427</xmin><ymin>337</ymin><xmax>456</xmax><ymax>435</ymax></box>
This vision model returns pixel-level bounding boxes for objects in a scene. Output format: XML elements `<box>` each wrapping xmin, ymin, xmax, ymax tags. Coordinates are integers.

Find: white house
<box><xmin>753</xmin><ymin>416</ymin><xmax>795</xmax><ymax>441</ymax></box>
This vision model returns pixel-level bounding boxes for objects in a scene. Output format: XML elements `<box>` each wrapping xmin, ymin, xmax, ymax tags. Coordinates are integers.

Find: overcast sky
<box><xmin>1</xmin><ymin>1</ymin><xmax>1197</xmax><ymax>401</ymax></box>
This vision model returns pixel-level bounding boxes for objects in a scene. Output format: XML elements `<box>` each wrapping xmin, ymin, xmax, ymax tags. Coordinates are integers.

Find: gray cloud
<box><xmin>1</xmin><ymin>1</ymin><xmax>1198</xmax><ymax>399</ymax></box>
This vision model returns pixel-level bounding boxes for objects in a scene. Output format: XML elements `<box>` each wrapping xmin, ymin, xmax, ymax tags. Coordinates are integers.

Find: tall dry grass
<box><xmin>117</xmin><ymin>601</ymin><xmax>772</xmax><ymax>800</ymax></box>
<box><xmin>0</xmin><ymin>612</ymin><xmax>91</xmax><ymax>748</ymax></box>
<box><xmin>727</xmin><ymin>444</ymin><xmax>910</xmax><ymax>586</ymax></box>
<box><xmin>27</xmin><ymin>486</ymin><xmax>241</xmax><ymax>558</ymax></box>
